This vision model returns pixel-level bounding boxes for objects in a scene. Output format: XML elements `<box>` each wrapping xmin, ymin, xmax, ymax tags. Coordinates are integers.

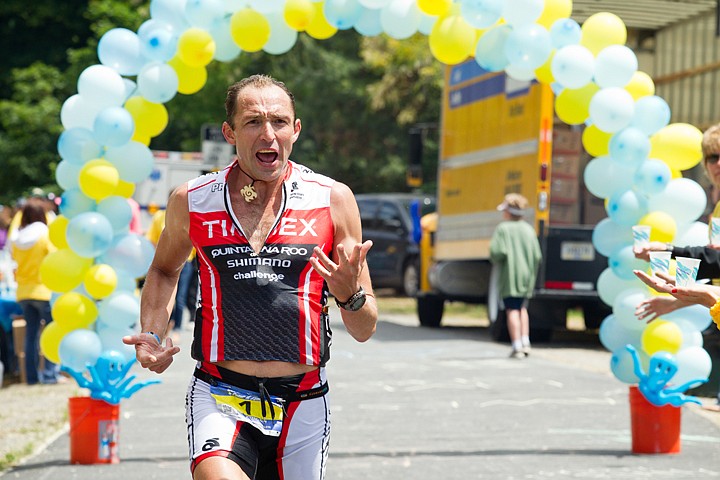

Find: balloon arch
<box><xmin>45</xmin><ymin>0</ymin><xmax>713</xmax><ymax>399</ymax></box>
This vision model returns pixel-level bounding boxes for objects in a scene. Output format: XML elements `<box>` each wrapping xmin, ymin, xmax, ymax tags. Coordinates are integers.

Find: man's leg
<box><xmin>506</xmin><ymin>308</ymin><xmax>524</xmax><ymax>357</ymax></box>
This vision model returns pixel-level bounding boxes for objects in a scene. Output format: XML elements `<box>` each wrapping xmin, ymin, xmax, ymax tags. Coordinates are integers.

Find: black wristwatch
<box><xmin>335</xmin><ymin>286</ymin><xmax>367</xmax><ymax>311</ymax></box>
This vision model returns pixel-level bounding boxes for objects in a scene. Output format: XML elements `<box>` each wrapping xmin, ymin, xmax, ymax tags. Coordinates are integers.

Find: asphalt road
<box><xmin>2</xmin><ymin>309</ymin><xmax>719</xmax><ymax>479</ymax></box>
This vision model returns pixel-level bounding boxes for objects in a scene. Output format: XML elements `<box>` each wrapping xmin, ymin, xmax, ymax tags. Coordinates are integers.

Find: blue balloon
<box><xmin>59</xmin><ymin>329</ymin><xmax>103</xmax><ymax>371</ymax></box>
<box><xmin>594</xmin><ymin>45</ymin><xmax>637</xmax><ymax>88</ymax></box>
<box><xmin>633</xmin><ymin>159</ymin><xmax>671</xmax><ymax>196</ymax></box>
<box><xmin>98</xmin><ymin>233</ymin><xmax>156</xmax><ymax>278</ymax></box>
<box><xmin>263</xmin><ymin>12</ymin><xmax>299</xmax><ymax>55</ymax></box>
<box><xmin>57</xmin><ymin>127</ymin><xmax>103</xmax><ymax>165</ymax></box>
<box><xmin>589</xmin><ymin>87</ymin><xmax>635</xmax><ymax>133</ymax></box>
<box><xmin>608</xmin><ymin>245</ymin><xmax>647</xmax><ymax>281</ymax></box>
<box><xmin>551</xmin><ymin>44</ymin><xmax>594</xmax><ymax>89</ymax></box>
<box><xmin>606</xmin><ymin>189</ymin><xmax>648</xmax><ymax>226</ymax></box>
<box><xmin>380</xmin><ymin>0</ymin><xmax>421</xmax><ymax>40</ymax></box>
<box><xmin>55</xmin><ymin>160</ymin><xmax>82</xmax><ymax>190</ymax></box>
<box><xmin>98</xmin><ymin>28</ymin><xmax>145</xmax><ymax>76</ymax></box>
<box><xmin>475</xmin><ymin>24</ymin><xmax>512</xmax><ymax>72</ymax></box>
<box><xmin>184</xmin><ymin>0</ymin><xmax>225</xmax><ymax>29</ymax></box>
<box><xmin>665</xmin><ymin>304</ymin><xmax>713</xmax><ymax>331</ymax></box>
<box><xmin>630</xmin><ymin>95</ymin><xmax>671</xmax><ymax>136</ymax></box>
<box><xmin>583</xmin><ymin>155</ymin><xmax>636</xmax><ymax>199</ymax></box>
<box><xmin>115</xmin><ymin>268</ymin><xmax>139</xmax><ymax>292</ymax></box>
<box><xmin>150</xmin><ymin>0</ymin><xmax>191</xmax><ymax>32</ymax></box>
<box><xmin>596</xmin><ymin>267</ymin><xmax>644</xmax><ymax>306</ymax></box>
<box><xmin>610</xmin><ymin>347</ymin><xmax>641</xmax><ymax>384</ymax></box>
<box><xmin>592</xmin><ymin>218</ymin><xmax>633</xmax><ymax>257</ymax></box>
<box><xmin>66</xmin><ymin>212</ymin><xmax>115</xmax><ymax>258</ymax></box>
<box><xmin>599</xmin><ymin>314</ymin><xmax>643</xmax><ymax>352</ymax></box>
<box><xmin>97</xmin><ymin>196</ymin><xmax>134</xmax><ymax>233</ymax></box>
<box><xmin>97</xmin><ymin>325</ymin><xmax>137</xmax><ymax>362</ymax></box>
<box><xmin>104</xmin><ymin>141</ymin><xmax>155</xmax><ymax>183</ymax></box>
<box><xmin>99</xmin><ymin>291</ymin><xmax>141</xmax><ymax>330</ymax></box>
<box><xmin>549</xmin><ymin>18</ymin><xmax>581</xmax><ymax>48</ymax></box>
<box><xmin>504</xmin><ymin>23</ymin><xmax>552</xmax><ymax>70</ymax></box>
<box><xmin>209</xmin><ymin>13</ymin><xmax>241</xmax><ymax>61</ymax></box>
<box><xmin>60</xmin><ymin>188</ymin><xmax>97</xmax><ymax>219</ymax></box>
<box><xmin>93</xmin><ymin>106</ymin><xmax>135</xmax><ymax>147</ymax></box>
<box><xmin>608</xmin><ymin>127</ymin><xmax>650</xmax><ymax>168</ymax></box>
<box><xmin>138</xmin><ymin>20</ymin><xmax>178</xmax><ymax>62</ymax></box>
<box><xmin>324</xmin><ymin>0</ymin><xmax>364</xmax><ymax>29</ymax></box>
<box><xmin>137</xmin><ymin>61</ymin><xmax>179</xmax><ymax>104</ymax></box>
<box><xmin>354</xmin><ymin>7</ymin><xmax>384</xmax><ymax>36</ymax></box>
<box><xmin>461</xmin><ymin>0</ymin><xmax>503</xmax><ymax>29</ymax></box>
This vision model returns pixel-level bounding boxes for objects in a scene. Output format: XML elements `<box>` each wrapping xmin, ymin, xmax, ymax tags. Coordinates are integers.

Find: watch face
<box><xmin>345</xmin><ymin>292</ymin><xmax>366</xmax><ymax>311</ymax></box>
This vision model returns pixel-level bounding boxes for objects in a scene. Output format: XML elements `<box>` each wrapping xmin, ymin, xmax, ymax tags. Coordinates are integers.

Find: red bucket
<box><xmin>68</xmin><ymin>396</ymin><xmax>120</xmax><ymax>464</ymax></box>
<box><xmin>629</xmin><ymin>386</ymin><xmax>681</xmax><ymax>454</ymax></box>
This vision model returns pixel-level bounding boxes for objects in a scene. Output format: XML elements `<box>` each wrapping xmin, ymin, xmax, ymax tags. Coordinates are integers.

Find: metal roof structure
<box><xmin>570</xmin><ymin>0</ymin><xmax>717</xmax><ymax>31</ymax></box>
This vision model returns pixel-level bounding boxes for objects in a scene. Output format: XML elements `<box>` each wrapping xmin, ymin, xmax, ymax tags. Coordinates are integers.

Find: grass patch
<box><xmin>0</xmin><ymin>443</ymin><xmax>34</xmax><ymax>471</ymax></box>
<box><xmin>376</xmin><ymin>295</ymin><xmax>486</xmax><ymax>319</ymax></box>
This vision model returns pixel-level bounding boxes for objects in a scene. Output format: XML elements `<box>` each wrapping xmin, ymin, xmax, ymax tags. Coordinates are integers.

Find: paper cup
<box><xmin>675</xmin><ymin>256</ymin><xmax>700</xmax><ymax>286</ymax></box>
<box><xmin>648</xmin><ymin>251</ymin><xmax>671</xmax><ymax>275</ymax></box>
<box><xmin>632</xmin><ymin>225</ymin><xmax>651</xmax><ymax>249</ymax></box>
<box><xmin>711</xmin><ymin>218</ymin><xmax>720</xmax><ymax>244</ymax></box>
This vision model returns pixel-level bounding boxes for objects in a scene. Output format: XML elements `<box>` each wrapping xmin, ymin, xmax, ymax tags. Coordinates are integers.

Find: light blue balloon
<box><xmin>93</xmin><ymin>106</ymin><xmax>135</xmax><ymax>147</ymax></box>
<box><xmin>354</xmin><ymin>6</ymin><xmax>384</xmax><ymax>36</ymax></box>
<box><xmin>549</xmin><ymin>18</ymin><xmax>581</xmax><ymax>48</ymax></box>
<box><xmin>99</xmin><ymin>291</ymin><xmax>141</xmax><ymax>330</ymax></box>
<box><xmin>665</xmin><ymin>304</ymin><xmax>712</xmax><ymax>331</ymax></box>
<box><xmin>137</xmin><ymin>61</ymin><xmax>179</xmax><ymax>104</ymax></box>
<box><xmin>672</xmin><ymin>346</ymin><xmax>712</xmax><ymax>387</ymax></box>
<box><xmin>417</xmin><ymin>12</ymin><xmax>436</xmax><ymax>35</ymax></box>
<box><xmin>105</xmin><ymin>141</ymin><xmax>154</xmax><ymax>183</ymax></box>
<box><xmin>606</xmin><ymin>189</ymin><xmax>648</xmax><ymax>226</ymax></box>
<box><xmin>115</xmin><ymin>268</ymin><xmax>139</xmax><ymax>292</ymax></box>
<box><xmin>77</xmin><ymin>64</ymin><xmax>127</xmax><ymax>107</ymax></box>
<box><xmin>672</xmin><ymin>319</ymin><xmax>703</xmax><ymax>349</ymax></box>
<box><xmin>675</xmin><ymin>221</ymin><xmax>710</xmax><ymax>247</ymax></box>
<box><xmin>55</xmin><ymin>161</ymin><xmax>82</xmax><ymax>190</ymax></box>
<box><xmin>59</xmin><ymin>329</ymin><xmax>103</xmax><ymax>371</ymax></box>
<box><xmin>609</xmin><ymin>246</ymin><xmax>648</xmax><ymax>281</ymax></box>
<box><xmin>150</xmin><ymin>0</ymin><xmax>190</xmax><ymax>31</ymax></box>
<box><xmin>97</xmin><ymin>196</ymin><xmax>134</xmax><ymax>233</ymax></box>
<box><xmin>249</xmin><ymin>0</ymin><xmax>284</xmax><ymax>13</ymax></box>
<box><xmin>99</xmin><ymin>233</ymin><xmax>156</xmax><ymax>278</ymax></box>
<box><xmin>599</xmin><ymin>314</ymin><xmax>643</xmax><ymax>352</ymax></box>
<box><xmin>611</xmin><ymin>347</ymin><xmax>642</xmax><ymax>384</ymax></box>
<box><xmin>633</xmin><ymin>158</ymin><xmax>671</xmax><ymax>196</ymax></box>
<box><xmin>60</xmin><ymin>188</ymin><xmax>97</xmax><ymax>219</ymax></box>
<box><xmin>504</xmin><ymin>23</ymin><xmax>552</xmax><ymax>70</ymax></box>
<box><xmin>551</xmin><ymin>44</ymin><xmax>594</xmax><ymax>89</ymax></box>
<box><xmin>325</xmin><ymin>0</ymin><xmax>364</xmax><ymax>29</ymax></box>
<box><xmin>122</xmin><ymin>78</ymin><xmax>138</xmax><ymax>102</ymax></box>
<box><xmin>583</xmin><ymin>155</ymin><xmax>636</xmax><ymax>199</ymax></box>
<box><xmin>138</xmin><ymin>20</ymin><xmax>178</xmax><ymax>62</ymax></box>
<box><xmin>460</xmin><ymin>0</ymin><xmax>503</xmax><ymax>29</ymax></box>
<box><xmin>612</xmin><ymin>288</ymin><xmax>649</xmax><ymax>329</ymax></box>
<box><xmin>505</xmin><ymin>64</ymin><xmax>536</xmax><ymax>81</ymax></box>
<box><xmin>592</xmin><ymin>218</ymin><xmax>633</xmax><ymax>257</ymax></box>
<box><xmin>608</xmin><ymin>127</ymin><xmax>650</xmax><ymax>168</ymax></box>
<box><xmin>594</xmin><ymin>45</ymin><xmax>638</xmax><ymax>88</ymax></box>
<box><xmin>596</xmin><ymin>267</ymin><xmax>643</xmax><ymax>306</ymax></box>
<box><xmin>96</xmin><ymin>325</ymin><xmax>137</xmax><ymax>362</ymax></box>
<box><xmin>475</xmin><ymin>24</ymin><xmax>512</xmax><ymax>72</ymax></box>
<box><xmin>589</xmin><ymin>87</ymin><xmax>635</xmax><ymax>133</ymax></box>
<box><xmin>502</xmin><ymin>0</ymin><xmax>543</xmax><ymax>26</ymax></box>
<box><xmin>57</xmin><ymin>127</ymin><xmax>103</xmax><ymax>165</ymax></box>
<box><xmin>98</xmin><ymin>28</ymin><xmax>145</xmax><ymax>76</ymax></box>
<box><xmin>380</xmin><ymin>0</ymin><xmax>421</xmax><ymax>40</ymax></box>
<box><xmin>359</xmin><ymin>0</ymin><xmax>390</xmax><ymax>7</ymax></box>
<box><xmin>210</xmin><ymin>14</ymin><xmax>242</xmax><ymax>61</ymax></box>
<box><xmin>630</xmin><ymin>95</ymin><xmax>671</xmax><ymax>136</ymax></box>
<box><xmin>263</xmin><ymin>12</ymin><xmax>299</xmax><ymax>55</ymax></box>
<box><xmin>66</xmin><ymin>212</ymin><xmax>115</xmax><ymax>258</ymax></box>
<box><xmin>184</xmin><ymin>0</ymin><xmax>225</xmax><ymax>29</ymax></box>
<box><xmin>647</xmin><ymin>178</ymin><xmax>706</xmax><ymax>225</ymax></box>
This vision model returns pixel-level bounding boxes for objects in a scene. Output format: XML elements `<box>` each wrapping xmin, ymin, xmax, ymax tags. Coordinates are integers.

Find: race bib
<box><xmin>210</xmin><ymin>382</ymin><xmax>284</xmax><ymax>437</ymax></box>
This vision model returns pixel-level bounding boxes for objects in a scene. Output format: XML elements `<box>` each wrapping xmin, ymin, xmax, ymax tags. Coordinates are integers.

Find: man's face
<box><xmin>222</xmin><ymin>85</ymin><xmax>301</xmax><ymax>181</ymax></box>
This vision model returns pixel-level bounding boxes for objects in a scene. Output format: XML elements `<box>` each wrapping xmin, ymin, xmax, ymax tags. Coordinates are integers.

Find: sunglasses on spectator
<box><xmin>706</xmin><ymin>153</ymin><xmax>720</xmax><ymax>164</ymax></box>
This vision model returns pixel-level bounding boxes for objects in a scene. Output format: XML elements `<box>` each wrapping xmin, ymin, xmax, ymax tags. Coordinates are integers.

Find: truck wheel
<box><xmin>417</xmin><ymin>294</ymin><xmax>444</xmax><ymax>328</ymax></box>
<box><xmin>401</xmin><ymin>260</ymin><xmax>420</xmax><ymax>298</ymax></box>
<box><xmin>582</xmin><ymin>301</ymin><xmax>612</xmax><ymax>330</ymax></box>
<box><xmin>489</xmin><ymin>309</ymin><xmax>509</xmax><ymax>342</ymax></box>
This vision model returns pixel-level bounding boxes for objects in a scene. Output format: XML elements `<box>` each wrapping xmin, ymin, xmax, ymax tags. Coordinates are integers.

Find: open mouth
<box><xmin>256</xmin><ymin>149</ymin><xmax>278</xmax><ymax>163</ymax></box>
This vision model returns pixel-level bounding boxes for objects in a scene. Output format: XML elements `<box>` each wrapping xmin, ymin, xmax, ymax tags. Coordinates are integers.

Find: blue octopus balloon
<box><xmin>61</xmin><ymin>350</ymin><xmax>160</xmax><ymax>405</ymax></box>
<box><xmin>625</xmin><ymin>345</ymin><xmax>706</xmax><ymax>407</ymax></box>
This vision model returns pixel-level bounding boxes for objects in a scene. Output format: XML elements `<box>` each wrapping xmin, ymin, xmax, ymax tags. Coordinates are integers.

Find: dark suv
<box><xmin>356</xmin><ymin>193</ymin><xmax>436</xmax><ymax>297</ymax></box>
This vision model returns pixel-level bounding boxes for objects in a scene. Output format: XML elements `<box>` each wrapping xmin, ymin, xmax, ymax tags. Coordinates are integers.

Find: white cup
<box><xmin>675</xmin><ymin>256</ymin><xmax>701</xmax><ymax>286</ymax></box>
<box><xmin>711</xmin><ymin>218</ymin><xmax>720</xmax><ymax>244</ymax></box>
<box><xmin>632</xmin><ymin>225</ymin><xmax>651</xmax><ymax>249</ymax></box>
<box><xmin>648</xmin><ymin>251</ymin><xmax>672</xmax><ymax>275</ymax></box>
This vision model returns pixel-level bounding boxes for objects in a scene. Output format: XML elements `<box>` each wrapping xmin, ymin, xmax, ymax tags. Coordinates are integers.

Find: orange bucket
<box><xmin>68</xmin><ymin>396</ymin><xmax>120</xmax><ymax>464</ymax></box>
<box><xmin>629</xmin><ymin>386</ymin><xmax>681</xmax><ymax>454</ymax></box>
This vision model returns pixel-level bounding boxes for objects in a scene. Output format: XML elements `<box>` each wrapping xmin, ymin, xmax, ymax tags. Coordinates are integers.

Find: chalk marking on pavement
<box><xmin>474</xmin><ymin>397</ymin><xmax>614</xmax><ymax>408</ymax></box>
<box><xmin>549</xmin><ymin>428</ymin><xmax>720</xmax><ymax>444</ymax></box>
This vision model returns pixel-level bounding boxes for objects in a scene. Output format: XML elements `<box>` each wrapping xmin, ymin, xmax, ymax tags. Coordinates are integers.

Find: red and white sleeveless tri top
<box><xmin>187</xmin><ymin>160</ymin><xmax>335</xmax><ymax>366</ymax></box>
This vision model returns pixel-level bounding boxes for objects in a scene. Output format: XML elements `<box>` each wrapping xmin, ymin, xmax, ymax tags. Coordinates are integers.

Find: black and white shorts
<box><xmin>186</xmin><ymin>363</ymin><xmax>331</xmax><ymax>479</ymax></box>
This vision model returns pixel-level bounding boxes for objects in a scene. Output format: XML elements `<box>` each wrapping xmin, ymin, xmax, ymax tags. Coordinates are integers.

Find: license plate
<box><xmin>560</xmin><ymin>242</ymin><xmax>595</xmax><ymax>261</ymax></box>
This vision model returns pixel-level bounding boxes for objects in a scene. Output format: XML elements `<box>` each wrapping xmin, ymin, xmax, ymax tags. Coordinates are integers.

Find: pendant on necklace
<box><xmin>240</xmin><ymin>184</ymin><xmax>258</xmax><ymax>202</ymax></box>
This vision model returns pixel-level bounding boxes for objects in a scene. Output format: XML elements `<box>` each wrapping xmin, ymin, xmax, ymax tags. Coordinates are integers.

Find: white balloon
<box><xmin>648</xmin><ymin>178</ymin><xmax>707</xmax><ymax>225</ymax></box>
<box><xmin>77</xmin><ymin>65</ymin><xmax>127</xmax><ymax>108</ymax></box>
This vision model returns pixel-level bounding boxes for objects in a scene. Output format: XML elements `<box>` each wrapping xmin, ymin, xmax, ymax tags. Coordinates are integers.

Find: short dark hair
<box><xmin>225</xmin><ymin>74</ymin><xmax>296</xmax><ymax>127</ymax></box>
<box><xmin>20</xmin><ymin>197</ymin><xmax>47</xmax><ymax>228</ymax></box>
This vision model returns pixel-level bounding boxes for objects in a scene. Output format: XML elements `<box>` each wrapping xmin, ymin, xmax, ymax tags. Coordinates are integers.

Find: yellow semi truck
<box><xmin>417</xmin><ymin>60</ymin><xmax>610</xmax><ymax>341</ymax></box>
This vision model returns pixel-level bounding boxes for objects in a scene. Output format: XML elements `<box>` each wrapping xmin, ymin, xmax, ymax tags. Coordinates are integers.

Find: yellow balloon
<box><xmin>534</xmin><ymin>50</ymin><xmax>555</xmax><ymax>85</ymax></box>
<box><xmin>177</xmin><ymin>28</ymin><xmax>216</xmax><ymax>68</ymax></box>
<box><xmin>670</xmin><ymin>168</ymin><xmax>682</xmax><ymax>179</ymax></box>
<box><xmin>582</xmin><ymin>124</ymin><xmax>612</xmax><ymax>157</ymax></box>
<box><xmin>641</xmin><ymin>320</ymin><xmax>682</xmax><ymax>355</ymax></box>
<box><xmin>78</xmin><ymin>159</ymin><xmax>119</xmax><ymax>201</ymax></box>
<box><xmin>580</xmin><ymin>12</ymin><xmax>626</xmax><ymax>55</ymax></box>
<box><xmin>650</xmin><ymin>123</ymin><xmax>704</xmax><ymax>171</ymax></box>
<box><xmin>113</xmin><ymin>179</ymin><xmax>136</xmax><ymax>198</ymax></box>
<box><xmin>536</xmin><ymin>0</ymin><xmax>572</xmax><ymax>28</ymax></box>
<box><xmin>52</xmin><ymin>291</ymin><xmax>98</xmax><ymax>330</ymax></box>
<box><xmin>84</xmin><ymin>264</ymin><xmax>118</xmax><ymax>299</ymax></box>
<box><xmin>554</xmin><ymin>82</ymin><xmax>599</xmax><ymax>125</ymax></box>
<box><xmin>131</xmin><ymin>132</ymin><xmax>151</xmax><ymax>146</ymax></box>
<box><xmin>48</xmin><ymin>215</ymin><xmax>70</xmax><ymax>249</ymax></box>
<box><xmin>125</xmin><ymin>96</ymin><xmax>169</xmax><ymax>138</ymax></box>
<box><xmin>639</xmin><ymin>211</ymin><xmax>676</xmax><ymax>244</ymax></box>
<box><xmin>168</xmin><ymin>56</ymin><xmax>208</xmax><ymax>95</ymax></box>
<box><xmin>625</xmin><ymin>71</ymin><xmax>655</xmax><ymax>100</ymax></box>
<box><xmin>284</xmin><ymin>0</ymin><xmax>316</xmax><ymax>31</ymax></box>
<box><xmin>230</xmin><ymin>8</ymin><xmax>271</xmax><ymax>52</ymax></box>
<box><xmin>40</xmin><ymin>322</ymin><xmax>69</xmax><ymax>364</ymax></box>
<box><xmin>306</xmin><ymin>2</ymin><xmax>337</xmax><ymax>40</ymax></box>
<box><xmin>418</xmin><ymin>0</ymin><xmax>452</xmax><ymax>16</ymax></box>
<box><xmin>429</xmin><ymin>14</ymin><xmax>475</xmax><ymax>65</ymax></box>
<box><xmin>40</xmin><ymin>249</ymin><xmax>94</xmax><ymax>292</ymax></box>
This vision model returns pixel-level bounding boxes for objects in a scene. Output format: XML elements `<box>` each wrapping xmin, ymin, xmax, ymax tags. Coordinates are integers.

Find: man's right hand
<box><xmin>122</xmin><ymin>333</ymin><xmax>180</xmax><ymax>374</ymax></box>
<box><xmin>633</xmin><ymin>241</ymin><xmax>669</xmax><ymax>261</ymax></box>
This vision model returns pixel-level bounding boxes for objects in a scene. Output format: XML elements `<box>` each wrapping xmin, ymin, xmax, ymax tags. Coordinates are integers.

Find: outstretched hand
<box><xmin>634</xmin><ymin>269</ymin><xmax>720</xmax><ymax>309</ymax></box>
<box><xmin>122</xmin><ymin>333</ymin><xmax>180</xmax><ymax>374</ymax></box>
<box><xmin>633</xmin><ymin>269</ymin><xmax>675</xmax><ymax>294</ymax></box>
<box><xmin>310</xmin><ymin>241</ymin><xmax>373</xmax><ymax>302</ymax></box>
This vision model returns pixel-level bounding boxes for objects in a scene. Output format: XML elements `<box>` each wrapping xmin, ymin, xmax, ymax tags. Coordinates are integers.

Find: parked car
<box><xmin>356</xmin><ymin>193</ymin><xmax>436</xmax><ymax>297</ymax></box>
